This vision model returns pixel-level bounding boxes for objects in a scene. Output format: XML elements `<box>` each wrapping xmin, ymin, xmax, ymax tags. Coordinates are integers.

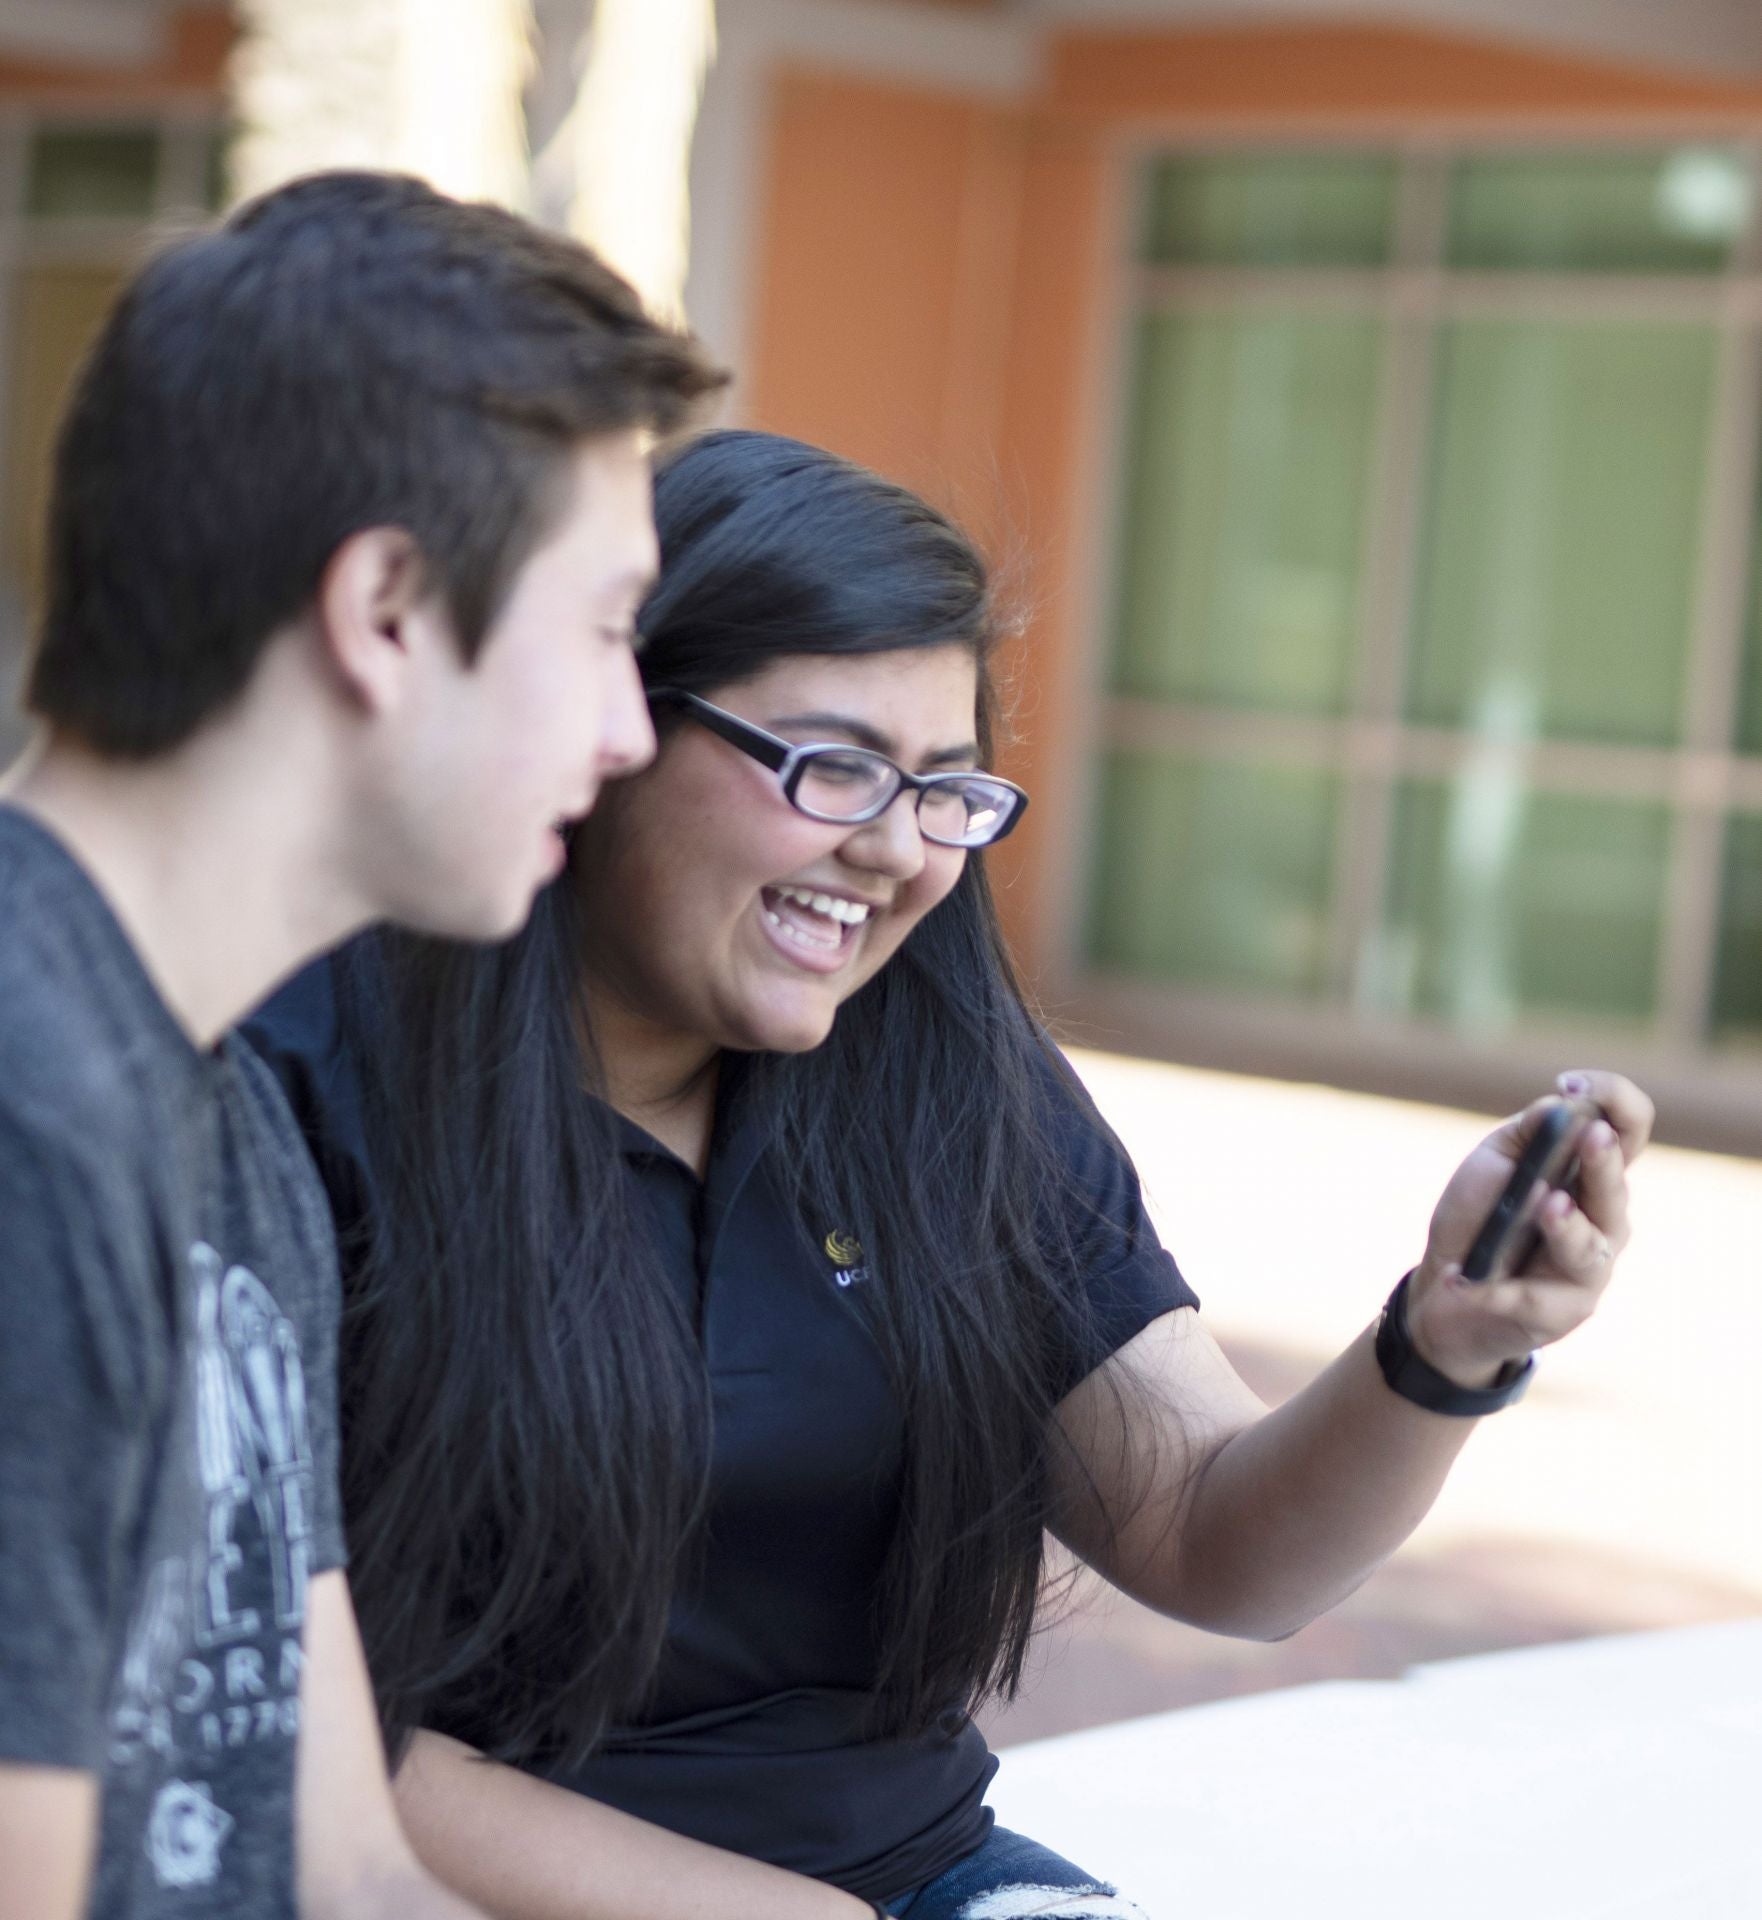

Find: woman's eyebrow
<box><xmin>766</xmin><ymin>711</ymin><xmax>980</xmax><ymax>766</ymax></box>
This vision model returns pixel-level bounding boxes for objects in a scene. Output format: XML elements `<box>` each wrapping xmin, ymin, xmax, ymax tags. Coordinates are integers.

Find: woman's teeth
<box><xmin>774</xmin><ymin>886</ymin><xmax>871</xmax><ymax>926</ymax></box>
<box><xmin>763</xmin><ymin>885</ymin><xmax>873</xmax><ymax>953</ymax></box>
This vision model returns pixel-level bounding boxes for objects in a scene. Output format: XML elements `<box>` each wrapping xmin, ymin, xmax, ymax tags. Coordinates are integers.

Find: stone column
<box><xmin>227</xmin><ymin>0</ymin><xmax>536</xmax><ymax>210</ymax></box>
<box><xmin>566</xmin><ymin>0</ymin><xmax>717</xmax><ymax>321</ymax></box>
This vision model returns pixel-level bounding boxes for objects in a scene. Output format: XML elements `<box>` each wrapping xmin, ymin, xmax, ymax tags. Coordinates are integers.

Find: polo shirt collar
<box><xmin>605</xmin><ymin>1050</ymin><xmax>773</xmax><ymax>1224</ymax></box>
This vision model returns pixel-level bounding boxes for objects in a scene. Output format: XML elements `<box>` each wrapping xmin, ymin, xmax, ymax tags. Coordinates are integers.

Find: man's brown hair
<box><xmin>28</xmin><ymin>170</ymin><xmax>727</xmax><ymax>757</ymax></box>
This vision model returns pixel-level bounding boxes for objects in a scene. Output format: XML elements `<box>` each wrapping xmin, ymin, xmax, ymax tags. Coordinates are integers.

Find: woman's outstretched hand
<box><xmin>1405</xmin><ymin>1070</ymin><xmax>1654</xmax><ymax>1390</ymax></box>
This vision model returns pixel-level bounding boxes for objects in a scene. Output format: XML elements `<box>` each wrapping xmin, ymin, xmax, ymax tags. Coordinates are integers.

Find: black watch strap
<box><xmin>1375</xmin><ymin>1272</ymin><xmax>1534</xmax><ymax>1416</ymax></box>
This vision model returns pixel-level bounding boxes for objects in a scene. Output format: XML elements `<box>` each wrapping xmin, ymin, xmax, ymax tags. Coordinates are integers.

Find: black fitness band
<box><xmin>1375</xmin><ymin>1271</ymin><xmax>1534</xmax><ymax>1416</ymax></box>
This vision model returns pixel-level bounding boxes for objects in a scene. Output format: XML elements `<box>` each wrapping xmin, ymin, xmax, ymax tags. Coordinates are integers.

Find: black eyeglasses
<box><xmin>648</xmin><ymin>688</ymin><xmax>1029</xmax><ymax>849</ymax></box>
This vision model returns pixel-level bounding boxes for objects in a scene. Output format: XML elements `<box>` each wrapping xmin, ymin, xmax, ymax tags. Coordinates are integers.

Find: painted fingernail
<box><xmin>1559</xmin><ymin>1072</ymin><xmax>1590</xmax><ymax>1096</ymax></box>
<box><xmin>1547</xmin><ymin>1190</ymin><xmax>1574</xmax><ymax>1220</ymax></box>
<box><xmin>1587</xmin><ymin>1121</ymin><xmax>1614</xmax><ymax>1152</ymax></box>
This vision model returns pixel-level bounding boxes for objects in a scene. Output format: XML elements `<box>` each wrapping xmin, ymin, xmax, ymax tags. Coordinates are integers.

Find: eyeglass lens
<box><xmin>792</xmin><ymin>749</ymin><xmax>1014</xmax><ymax>846</ymax></box>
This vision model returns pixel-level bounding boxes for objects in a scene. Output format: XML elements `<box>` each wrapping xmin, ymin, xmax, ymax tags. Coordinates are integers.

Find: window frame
<box><xmin>1058</xmin><ymin>129</ymin><xmax>1762</xmax><ymax>1142</ymax></box>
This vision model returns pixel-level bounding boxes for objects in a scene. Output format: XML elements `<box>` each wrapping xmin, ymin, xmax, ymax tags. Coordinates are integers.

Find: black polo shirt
<box><xmin>246</xmin><ymin>956</ymin><xmax>1197</xmax><ymax>1903</ymax></box>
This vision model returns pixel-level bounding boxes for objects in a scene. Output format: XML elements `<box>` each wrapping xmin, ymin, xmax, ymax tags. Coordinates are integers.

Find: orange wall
<box><xmin>747</xmin><ymin>20</ymin><xmax>1762</xmax><ymax>971</ymax></box>
<box><xmin>1047</xmin><ymin>20</ymin><xmax>1762</xmax><ymax>123</ymax></box>
<box><xmin>749</xmin><ymin>71</ymin><xmax>1026</xmax><ymax>544</ymax></box>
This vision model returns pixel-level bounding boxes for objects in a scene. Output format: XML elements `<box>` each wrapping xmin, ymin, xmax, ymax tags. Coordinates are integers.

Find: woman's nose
<box><xmin>843</xmin><ymin>788</ymin><xmax>928</xmax><ymax>878</ymax></box>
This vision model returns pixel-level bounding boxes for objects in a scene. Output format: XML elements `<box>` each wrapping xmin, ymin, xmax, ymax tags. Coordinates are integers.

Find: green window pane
<box><xmin>1086</xmin><ymin>751</ymin><xmax>1339</xmax><ymax>996</ymax></box>
<box><xmin>1113</xmin><ymin>312</ymin><xmax>1381</xmax><ymax>715</ymax></box>
<box><xmin>1711</xmin><ymin>814</ymin><xmax>1762</xmax><ymax>1040</ymax></box>
<box><xmin>1737</xmin><ymin>476</ymin><xmax>1762</xmax><ymax>755</ymax></box>
<box><xmin>27</xmin><ymin>129</ymin><xmax>160</xmax><ymax>219</ymax></box>
<box><xmin>1142</xmin><ymin>153</ymin><xmax>1397</xmax><ymax>268</ymax></box>
<box><xmin>1408</xmin><ymin>320</ymin><xmax>1713</xmax><ymax>747</ymax></box>
<box><xmin>1448</xmin><ymin>149</ymin><xmax>1752</xmax><ymax>274</ymax></box>
<box><xmin>1373</xmin><ymin>781</ymin><xmax>1669</xmax><ymax>1029</ymax></box>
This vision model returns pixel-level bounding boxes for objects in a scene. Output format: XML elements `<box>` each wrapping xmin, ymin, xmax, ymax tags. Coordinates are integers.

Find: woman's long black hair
<box><xmin>337</xmin><ymin>429</ymin><xmax>1115</xmax><ymax>1765</ymax></box>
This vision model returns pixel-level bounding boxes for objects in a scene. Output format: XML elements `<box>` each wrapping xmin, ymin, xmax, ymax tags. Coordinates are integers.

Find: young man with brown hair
<box><xmin>0</xmin><ymin>169</ymin><xmax>724</xmax><ymax>1920</ymax></box>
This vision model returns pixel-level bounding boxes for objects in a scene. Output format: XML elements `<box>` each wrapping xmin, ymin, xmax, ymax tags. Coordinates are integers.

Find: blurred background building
<box><xmin>5</xmin><ymin>0</ymin><xmax>1762</xmax><ymax>1150</ymax></box>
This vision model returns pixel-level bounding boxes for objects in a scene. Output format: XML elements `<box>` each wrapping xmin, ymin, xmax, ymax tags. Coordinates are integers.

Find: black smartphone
<box><xmin>1460</xmin><ymin>1095</ymin><xmax>1604</xmax><ymax>1284</ymax></box>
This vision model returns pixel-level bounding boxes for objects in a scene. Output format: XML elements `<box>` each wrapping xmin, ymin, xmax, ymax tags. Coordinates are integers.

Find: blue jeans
<box><xmin>883</xmin><ymin>1825</ymin><xmax>1149</xmax><ymax>1919</ymax></box>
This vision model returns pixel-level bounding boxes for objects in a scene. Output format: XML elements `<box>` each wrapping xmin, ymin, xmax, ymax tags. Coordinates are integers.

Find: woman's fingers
<box><xmin>1415</xmin><ymin>1069</ymin><xmax>1648</xmax><ymax>1373</ymax></box>
<box><xmin>1529</xmin><ymin>1187</ymin><xmax>1617</xmax><ymax>1293</ymax></box>
<box><xmin>1569</xmin><ymin>1118</ymin><xmax>1630</xmax><ymax>1252</ymax></box>
<box><xmin>1480</xmin><ymin>1094</ymin><xmax>1565</xmax><ymax>1166</ymax></box>
<box><xmin>1458</xmin><ymin>1190</ymin><xmax>1617</xmax><ymax>1356</ymax></box>
<box><xmin>1557</xmin><ymin>1069</ymin><xmax>1654</xmax><ymax>1163</ymax></box>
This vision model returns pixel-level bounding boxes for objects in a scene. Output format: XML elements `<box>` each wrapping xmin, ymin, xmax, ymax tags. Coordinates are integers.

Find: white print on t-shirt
<box><xmin>107</xmin><ymin>1246</ymin><xmax>317</xmax><ymax>1889</ymax></box>
<box><xmin>191</xmin><ymin>1243</ymin><xmax>313</xmax><ymax>1641</ymax></box>
<box><xmin>114</xmin><ymin>1578</ymin><xmax>305</xmax><ymax>1770</ymax></box>
<box><xmin>118</xmin><ymin>1558</ymin><xmax>188</xmax><ymax>1713</ymax></box>
<box><xmin>145</xmin><ymin>1780</ymin><xmax>235</xmax><ymax>1890</ymax></box>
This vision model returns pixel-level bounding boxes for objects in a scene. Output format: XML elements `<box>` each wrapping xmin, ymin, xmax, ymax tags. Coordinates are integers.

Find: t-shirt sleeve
<box><xmin>1033</xmin><ymin>1044</ymin><xmax>1199</xmax><ymax>1396</ymax></box>
<box><xmin>0</xmin><ymin>1110</ymin><xmax>151</xmax><ymax>1767</ymax></box>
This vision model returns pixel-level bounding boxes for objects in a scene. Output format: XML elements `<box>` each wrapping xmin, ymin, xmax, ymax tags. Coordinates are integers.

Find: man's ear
<box><xmin>316</xmin><ymin>528</ymin><xmax>431</xmax><ymax>715</ymax></box>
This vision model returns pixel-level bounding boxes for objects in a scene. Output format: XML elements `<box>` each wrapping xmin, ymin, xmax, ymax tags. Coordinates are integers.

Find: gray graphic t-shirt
<box><xmin>0</xmin><ymin>807</ymin><xmax>346</xmax><ymax>1916</ymax></box>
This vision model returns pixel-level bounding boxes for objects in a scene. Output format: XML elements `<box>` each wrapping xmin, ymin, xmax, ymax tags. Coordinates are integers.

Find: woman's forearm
<box><xmin>395</xmin><ymin>1732</ymin><xmax>875</xmax><ymax>1920</ymax></box>
<box><xmin>1056</xmin><ymin>1309</ymin><xmax>1474</xmax><ymax>1641</ymax></box>
<box><xmin>1161</xmin><ymin>1323</ymin><xmax>1475</xmax><ymax>1639</ymax></box>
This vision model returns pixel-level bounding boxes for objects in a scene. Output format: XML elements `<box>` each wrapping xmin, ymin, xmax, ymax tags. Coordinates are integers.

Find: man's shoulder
<box><xmin>0</xmin><ymin>911</ymin><xmax>148</xmax><ymax>1151</ymax></box>
<box><xmin>0</xmin><ymin>952</ymin><xmax>186</xmax><ymax>1315</ymax></box>
<box><xmin>0</xmin><ymin>972</ymin><xmax>135</xmax><ymax>1152</ymax></box>
<box><xmin>0</xmin><ymin>960</ymin><xmax>169</xmax><ymax>1390</ymax></box>
<box><xmin>0</xmin><ymin>811</ymin><xmax>190</xmax><ymax>1146</ymax></box>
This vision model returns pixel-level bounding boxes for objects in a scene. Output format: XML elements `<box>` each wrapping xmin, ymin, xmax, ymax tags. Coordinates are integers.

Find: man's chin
<box><xmin>405</xmin><ymin>881</ymin><xmax>546</xmax><ymax>948</ymax></box>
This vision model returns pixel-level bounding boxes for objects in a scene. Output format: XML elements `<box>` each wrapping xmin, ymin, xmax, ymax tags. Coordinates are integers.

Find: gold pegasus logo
<box><xmin>823</xmin><ymin>1230</ymin><xmax>864</xmax><ymax>1268</ymax></box>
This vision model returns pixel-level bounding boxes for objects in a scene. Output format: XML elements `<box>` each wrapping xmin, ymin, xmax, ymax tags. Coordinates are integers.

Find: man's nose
<box><xmin>602</xmin><ymin>649</ymin><xmax>656</xmax><ymax>776</ymax></box>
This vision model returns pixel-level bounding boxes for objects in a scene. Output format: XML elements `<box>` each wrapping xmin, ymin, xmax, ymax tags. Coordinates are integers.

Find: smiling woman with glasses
<box><xmin>250</xmin><ymin>429</ymin><xmax>1650</xmax><ymax>1920</ymax></box>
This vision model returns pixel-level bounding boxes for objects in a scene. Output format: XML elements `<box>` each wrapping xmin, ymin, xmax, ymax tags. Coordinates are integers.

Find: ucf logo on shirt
<box><xmin>823</xmin><ymin>1230</ymin><xmax>870</xmax><ymax>1289</ymax></box>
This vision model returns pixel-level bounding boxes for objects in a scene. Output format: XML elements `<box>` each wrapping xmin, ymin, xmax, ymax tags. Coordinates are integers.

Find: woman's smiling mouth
<box><xmin>759</xmin><ymin>885</ymin><xmax>874</xmax><ymax>968</ymax></box>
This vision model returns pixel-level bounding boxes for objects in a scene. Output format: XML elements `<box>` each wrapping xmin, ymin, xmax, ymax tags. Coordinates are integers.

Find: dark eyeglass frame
<box><xmin>648</xmin><ymin>687</ymin><xmax>1029</xmax><ymax>847</ymax></box>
